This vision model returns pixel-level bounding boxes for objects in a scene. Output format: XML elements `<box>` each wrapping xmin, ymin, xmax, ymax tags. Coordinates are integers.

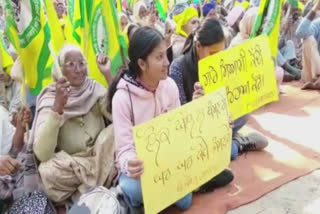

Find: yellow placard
<box><xmin>133</xmin><ymin>88</ymin><xmax>232</xmax><ymax>214</ymax></box>
<box><xmin>199</xmin><ymin>35</ymin><xmax>279</xmax><ymax>120</ymax></box>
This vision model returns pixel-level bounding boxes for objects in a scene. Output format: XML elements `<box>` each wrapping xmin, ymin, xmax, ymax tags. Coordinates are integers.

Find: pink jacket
<box><xmin>112</xmin><ymin>77</ymin><xmax>180</xmax><ymax>175</ymax></box>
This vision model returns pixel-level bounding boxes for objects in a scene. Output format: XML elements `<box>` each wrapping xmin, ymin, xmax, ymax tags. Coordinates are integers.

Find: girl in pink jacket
<box><xmin>108</xmin><ymin>27</ymin><xmax>192</xmax><ymax>211</ymax></box>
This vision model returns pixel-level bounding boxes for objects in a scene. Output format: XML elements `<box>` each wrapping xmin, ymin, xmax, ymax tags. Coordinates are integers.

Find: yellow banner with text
<box><xmin>133</xmin><ymin>88</ymin><xmax>232</xmax><ymax>214</ymax></box>
<box><xmin>199</xmin><ymin>35</ymin><xmax>279</xmax><ymax>120</ymax></box>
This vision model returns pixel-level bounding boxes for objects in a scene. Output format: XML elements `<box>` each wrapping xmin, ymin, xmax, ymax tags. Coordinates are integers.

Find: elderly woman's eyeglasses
<box><xmin>63</xmin><ymin>61</ymin><xmax>87</xmax><ymax>70</ymax></box>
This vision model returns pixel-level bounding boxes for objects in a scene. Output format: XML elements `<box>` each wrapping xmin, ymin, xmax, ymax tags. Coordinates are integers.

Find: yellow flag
<box><xmin>42</xmin><ymin>0</ymin><xmax>66</xmax><ymax>82</ymax></box>
<box><xmin>250</xmin><ymin>0</ymin><xmax>283</xmax><ymax>58</ymax></box>
<box><xmin>10</xmin><ymin>0</ymin><xmax>52</xmax><ymax>95</ymax></box>
<box><xmin>101</xmin><ymin>0</ymin><xmax>126</xmax><ymax>74</ymax></box>
<box><xmin>117</xmin><ymin>0</ymin><xmax>122</xmax><ymax>12</ymax></box>
<box><xmin>4</xmin><ymin>0</ymin><xmax>20</xmax><ymax>52</ymax></box>
<box><xmin>86</xmin><ymin>0</ymin><xmax>107</xmax><ymax>86</ymax></box>
<box><xmin>4</xmin><ymin>0</ymin><xmax>67</xmax><ymax>94</ymax></box>
<box><xmin>266</xmin><ymin>0</ymin><xmax>283</xmax><ymax>58</ymax></box>
<box><xmin>85</xmin><ymin>0</ymin><xmax>126</xmax><ymax>86</ymax></box>
<box><xmin>44</xmin><ymin>0</ymin><xmax>65</xmax><ymax>53</ymax></box>
<box><xmin>65</xmin><ymin>0</ymin><xmax>86</xmax><ymax>50</ymax></box>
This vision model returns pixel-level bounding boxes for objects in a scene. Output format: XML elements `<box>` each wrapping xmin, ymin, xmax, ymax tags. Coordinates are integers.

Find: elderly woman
<box><xmin>229</xmin><ymin>7</ymin><xmax>258</xmax><ymax>47</ymax></box>
<box><xmin>32</xmin><ymin>44</ymin><xmax>116</xmax><ymax>203</ymax></box>
<box><xmin>172</xmin><ymin>5</ymin><xmax>200</xmax><ymax>59</ymax></box>
<box><xmin>119</xmin><ymin>13</ymin><xmax>129</xmax><ymax>32</ymax></box>
<box><xmin>132</xmin><ymin>1</ymin><xmax>149</xmax><ymax>26</ymax></box>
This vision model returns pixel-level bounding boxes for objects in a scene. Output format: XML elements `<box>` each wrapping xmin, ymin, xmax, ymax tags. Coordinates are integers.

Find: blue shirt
<box><xmin>296</xmin><ymin>17</ymin><xmax>320</xmax><ymax>52</ymax></box>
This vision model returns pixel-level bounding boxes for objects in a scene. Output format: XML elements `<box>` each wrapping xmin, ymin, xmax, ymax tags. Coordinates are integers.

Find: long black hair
<box><xmin>107</xmin><ymin>27</ymin><xmax>164</xmax><ymax>113</ymax></box>
<box><xmin>182</xmin><ymin>18</ymin><xmax>225</xmax><ymax>54</ymax></box>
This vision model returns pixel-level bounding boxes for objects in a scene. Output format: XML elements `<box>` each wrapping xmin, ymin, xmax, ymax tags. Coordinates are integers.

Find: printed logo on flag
<box><xmin>91</xmin><ymin>2</ymin><xmax>108</xmax><ymax>55</ymax></box>
<box><xmin>12</xmin><ymin>0</ymin><xmax>41</xmax><ymax>48</ymax></box>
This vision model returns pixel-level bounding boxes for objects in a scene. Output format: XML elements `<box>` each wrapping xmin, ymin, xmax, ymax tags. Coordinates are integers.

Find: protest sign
<box><xmin>133</xmin><ymin>88</ymin><xmax>232</xmax><ymax>214</ymax></box>
<box><xmin>199</xmin><ymin>35</ymin><xmax>279</xmax><ymax>120</ymax></box>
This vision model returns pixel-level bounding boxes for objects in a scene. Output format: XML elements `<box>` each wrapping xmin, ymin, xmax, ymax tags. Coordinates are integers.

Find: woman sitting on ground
<box><xmin>109</xmin><ymin>26</ymin><xmax>193</xmax><ymax>211</ymax></box>
<box><xmin>32</xmin><ymin>44</ymin><xmax>117</xmax><ymax>204</ymax></box>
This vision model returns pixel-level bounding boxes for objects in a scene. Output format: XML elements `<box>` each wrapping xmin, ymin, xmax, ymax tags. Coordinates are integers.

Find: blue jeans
<box><xmin>277</xmin><ymin>40</ymin><xmax>296</xmax><ymax>66</ymax></box>
<box><xmin>231</xmin><ymin>115</ymin><xmax>249</xmax><ymax>160</ymax></box>
<box><xmin>119</xmin><ymin>174</ymin><xmax>192</xmax><ymax>210</ymax></box>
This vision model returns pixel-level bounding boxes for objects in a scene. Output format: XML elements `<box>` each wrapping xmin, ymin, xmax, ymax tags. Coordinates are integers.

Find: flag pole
<box><xmin>22</xmin><ymin>82</ymin><xmax>29</xmax><ymax>141</ymax></box>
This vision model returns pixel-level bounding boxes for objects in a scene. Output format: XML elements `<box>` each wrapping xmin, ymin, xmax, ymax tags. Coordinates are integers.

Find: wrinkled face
<box><xmin>55</xmin><ymin>3</ymin><xmax>65</xmax><ymax>19</ymax></box>
<box><xmin>120</xmin><ymin>16</ymin><xmax>128</xmax><ymax>32</ymax></box>
<box><xmin>139</xmin><ymin>6</ymin><xmax>148</xmax><ymax>19</ymax></box>
<box><xmin>62</xmin><ymin>50</ymin><xmax>87</xmax><ymax>87</ymax></box>
<box><xmin>183</xmin><ymin>17</ymin><xmax>200</xmax><ymax>36</ymax></box>
<box><xmin>139</xmin><ymin>40</ymin><xmax>169</xmax><ymax>82</ymax></box>
<box><xmin>196</xmin><ymin>40</ymin><xmax>225</xmax><ymax>60</ymax></box>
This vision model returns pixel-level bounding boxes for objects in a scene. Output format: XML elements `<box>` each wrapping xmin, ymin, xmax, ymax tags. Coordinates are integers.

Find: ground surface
<box><xmin>230</xmin><ymin>83</ymin><xmax>320</xmax><ymax>214</ymax></box>
<box><xmin>229</xmin><ymin>170</ymin><xmax>320</xmax><ymax>214</ymax></box>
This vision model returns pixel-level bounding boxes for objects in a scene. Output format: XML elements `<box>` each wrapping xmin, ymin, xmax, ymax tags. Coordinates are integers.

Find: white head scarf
<box><xmin>52</xmin><ymin>44</ymin><xmax>88</xmax><ymax>80</ymax></box>
<box><xmin>133</xmin><ymin>1</ymin><xmax>148</xmax><ymax>26</ymax></box>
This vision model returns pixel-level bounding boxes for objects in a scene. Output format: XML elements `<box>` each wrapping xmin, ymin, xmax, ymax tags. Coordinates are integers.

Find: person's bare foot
<box><xmin>302</xmin><ymin>77</ymin><xmax>320</xmax><ymax>90</ymax></box>
<box><xmin>302</xmin><ymin>81</ymin><xmax>314</xmax><ymax>90</ymax></box>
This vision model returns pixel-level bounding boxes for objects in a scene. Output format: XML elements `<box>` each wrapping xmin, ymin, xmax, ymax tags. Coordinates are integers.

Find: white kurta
<box><xmin>0</xmin><ymin>80</ymin><xmax>22</xmax><ymax>120</ymax></box>
<box><xmin>0</xmin><ymin>105</ymin><xmax>15</xmax><ymax>155</ymax></box>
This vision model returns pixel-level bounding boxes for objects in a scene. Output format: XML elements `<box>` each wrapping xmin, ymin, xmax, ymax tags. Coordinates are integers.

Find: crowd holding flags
<box><xmin>0</xmin><ymin>0</ymin><xmax>283</xmax><ymax>96</ymax></box>
<box><xmin>4</xmin><ymin>0</ymin><xmax>53</xmax><ymax>95</ymax></box>
<box><xmin>1</xmin><ymin>0</ymin><xmax>127</xmax><ymax>96</ymax></box>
